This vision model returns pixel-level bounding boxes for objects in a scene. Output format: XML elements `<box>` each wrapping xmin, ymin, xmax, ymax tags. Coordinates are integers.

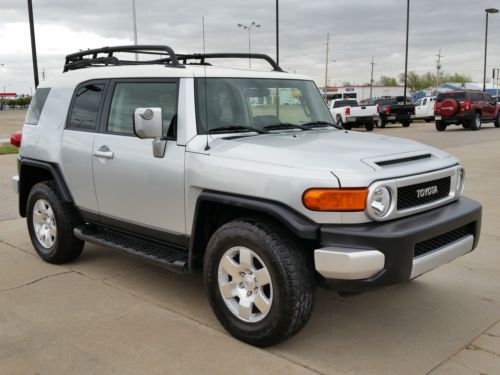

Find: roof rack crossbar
<box><xmin>173</xmin><ymin>53</ymin><xmax>284</xmax><ymax>72</ymax></box>
<box><xmin>63</xmin><ymin>45</ymin><xmax>181</xmax><ymax>72</ymax></box>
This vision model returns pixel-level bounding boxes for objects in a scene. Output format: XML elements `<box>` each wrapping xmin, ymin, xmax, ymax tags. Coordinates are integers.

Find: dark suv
<box><xmin>434</xmin><ymin>90</ymin><xmax>500</xmax><ymax>131</ymax></box>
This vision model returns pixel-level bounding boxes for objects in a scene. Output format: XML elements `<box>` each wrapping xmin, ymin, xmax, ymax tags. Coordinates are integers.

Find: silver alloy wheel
<box><xmin>32</xmin><ymin>199</ymin><xmax>57</xmax><ymax>249</ymax></box>
<box><xmin>475</xmin><ymin>116</ymin><xmax>481</xmax><ymax>129</ymax></box>
<box><xmin>218</xmin><ymin>246</ymin><xmax>273</xmax><ymax>323</ymax></box>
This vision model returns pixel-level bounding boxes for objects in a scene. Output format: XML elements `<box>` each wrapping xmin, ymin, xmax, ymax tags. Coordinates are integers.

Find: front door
<box><xmin>92</xmin><ymin>79</ymin><xmax>186</xmax><ymax>242</ymax></box>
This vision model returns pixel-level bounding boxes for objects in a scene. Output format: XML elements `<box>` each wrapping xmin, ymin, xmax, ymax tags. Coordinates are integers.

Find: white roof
<box><xmin>38</xmin><ymin>64</ymin><xmax>311</xmax><ymax>89</ymax></box>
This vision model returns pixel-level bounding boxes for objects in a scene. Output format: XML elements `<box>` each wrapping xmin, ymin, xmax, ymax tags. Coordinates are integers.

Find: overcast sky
<box><xmin>1</xmin><ymin>0</ymin><xmax>500</xmax><ymax>94</ymax></box>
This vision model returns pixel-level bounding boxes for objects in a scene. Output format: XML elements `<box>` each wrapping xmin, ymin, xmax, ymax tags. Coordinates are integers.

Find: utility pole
<box><xmin>435</xmin><ymin>49</ymin><xmax>443</xmax><ymax>95</ymax></box>
<box><xmin>324</xmin><ymin>32</ymin><xmax>330</xmax><ymax>93</ymax></box>
<box><xmin>370</xmin><ymin>56</ymin><xmax>376</xmax><ymax>99</ymax></box>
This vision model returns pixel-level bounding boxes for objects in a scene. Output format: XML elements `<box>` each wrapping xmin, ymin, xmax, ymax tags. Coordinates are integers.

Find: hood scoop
<box><xmin>375</xmin><ymin>153</ymin><xmax>432</xmax><ymax>167</ymax></box>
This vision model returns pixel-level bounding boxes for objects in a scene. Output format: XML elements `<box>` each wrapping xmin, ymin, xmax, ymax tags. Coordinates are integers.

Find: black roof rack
<box><xmin>63</xmin><ymin>45</ymin><xmax>284</xmax><ymax>72</ymax></box>
<box><xmin>63</xmin><ymin>45</ymin><xmax>181</xmax><ymax>72</ymax></box>
<box><xmin>174</xmin><ymin>53</ymin><xmax>284</xmax><ymax>72</ymax></box>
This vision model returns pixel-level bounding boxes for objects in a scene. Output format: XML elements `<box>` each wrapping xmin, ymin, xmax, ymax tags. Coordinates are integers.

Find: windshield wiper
<box><xmin>263</xmin><ymin>123</ymin><xmax>312</xmax><ymax>131</ymax></box>
<box><xmin>301</xmin><ymin>121</ymin><xmax>341</xmax><ymax>129</ymax></box>
<box><xmin>208</xmin><ymin>125</ymin><xmax>269</xmax><ymax>134</ymax></box>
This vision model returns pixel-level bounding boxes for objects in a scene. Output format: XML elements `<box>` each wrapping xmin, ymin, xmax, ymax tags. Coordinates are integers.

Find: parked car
<box><xmin>434</xmin><ymin>90</ymin><xmax>500</xmax><ymax>131</ymax></box>
<box><xmin>361</xmin><ymin>98</ymin><xmax>415</xmax><ymax>127</ymax></box>
<box><xmin>328</xmin><ymin>99</ymin><xmax>378</xmax><ymax>131</ymax></box>
<box><xmin>11</xmin><ymin>45</ymin><xmax>482</xmax><ymax>347</ymax></box>
<box><xmin>413</xmin><ymin>96</ymin><xmax>436</xmax><ymax>122</ymax></box>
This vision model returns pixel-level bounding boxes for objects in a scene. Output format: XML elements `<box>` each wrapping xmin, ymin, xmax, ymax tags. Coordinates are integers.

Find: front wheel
<box><xmin>377</xmin><ymin>117</ymin><xmax>386</xmax><ymax>128</ymax></box>
<box><xmin>27</xmin><ymin>181</ymin><xmax>84</xmax><ymax>264</ymax></box>
<box><xmin>494</xmin><ymin>113</ymin><xmax>500</xmax><ymax>128</ymax></box>
<box><xmin>204</xmin><ymin>218</ymin><xmax>315</xmax><ymax>347</ymax></box>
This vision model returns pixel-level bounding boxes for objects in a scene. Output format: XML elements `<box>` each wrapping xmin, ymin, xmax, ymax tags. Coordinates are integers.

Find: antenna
<box><xmin>202</xmin><ymin>16</ymin><xmax>210</xmax><ymax>151</ymax></box>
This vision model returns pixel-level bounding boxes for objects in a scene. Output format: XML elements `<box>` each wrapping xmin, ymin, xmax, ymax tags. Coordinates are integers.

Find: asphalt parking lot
<box><xmin>1</xmin><ymin>111</ymin><xmax>499</xmax><ymax>374</ymax></box>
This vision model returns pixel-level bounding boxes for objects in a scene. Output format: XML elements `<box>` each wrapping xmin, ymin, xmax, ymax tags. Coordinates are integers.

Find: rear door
<box><xmin>92</xmin><ymin>79</ymin><xmax>186</xmax><ymax>242</ymax></box>
<box><xmin>61</xmin><ymin>80</ymin><xmax>107</xmax><ymax>215</ymax></box>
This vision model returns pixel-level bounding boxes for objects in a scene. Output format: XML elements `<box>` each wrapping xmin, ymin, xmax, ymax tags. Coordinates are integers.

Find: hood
<box><xmin>206</xmin><ymin>129</ymin><xmax>458</xmax><ymax>186</ymax></box>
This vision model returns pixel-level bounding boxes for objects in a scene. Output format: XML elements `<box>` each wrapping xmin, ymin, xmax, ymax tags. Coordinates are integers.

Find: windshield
<box><xmin>195</xmin><ymin>78</ymin><xmax>334</xmax><ymax>133</ymax></box>
<box><xmin>437</xmin><ymin>92</ymin><xmax>466</xmax><ymax>102</ymax></box>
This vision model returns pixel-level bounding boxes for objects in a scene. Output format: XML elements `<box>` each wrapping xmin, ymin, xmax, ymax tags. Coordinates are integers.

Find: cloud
<box><xmin>2</xmin><ymin>0</ymin><xmax>500</xmax><ymax>94</ymax></box>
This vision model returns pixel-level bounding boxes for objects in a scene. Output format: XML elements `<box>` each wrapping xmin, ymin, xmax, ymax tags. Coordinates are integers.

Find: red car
<box><xmin>434</xmin><ymin>90</ymin><xmax>500</xmax><ymax>131</ymax></box>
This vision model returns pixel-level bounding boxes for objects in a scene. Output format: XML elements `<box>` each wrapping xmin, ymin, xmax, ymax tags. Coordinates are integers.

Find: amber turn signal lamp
<box><xmin>302</xmin><ymin>188</ymin><xmax>368</xmax><ymax>211</ymax></box>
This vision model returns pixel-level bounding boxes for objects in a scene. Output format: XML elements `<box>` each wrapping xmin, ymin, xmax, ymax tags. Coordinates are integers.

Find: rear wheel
<box><xmin>377</xmin><ymin>117</ymin><xmax>386</xmax><ymax>128</ymax></box>
<box><xmin>204</xmin><ymin>218</ymin><xmax>315</xmax><ymax>347</ymax></box>
<box><xmin>494</xmin><ymin>113</ymin><xmax>500</xmax><ymax>128</ymax></box>
<box><xmin>435</xmin><ymin>120</ymin><xmax>446</xmax><ymax>131</ymax></box>
<box><xmin>365</xmin><ymin>122</ymin><xmax>374</xmax><ymax>131</ymax></box>
<box><xmin>470</xmin><ymin>113</ymin><xmax>481</xmax><ymax>131</ymax></box>
<box><xmin>27</xmin><ymin>181</ymin><xmax>84</xmax><ymax>264</ymax></box>
<box><xmin>402</xmin><ymin>121</ymin><xmax>411</xmax><ymax>127</ymax></box>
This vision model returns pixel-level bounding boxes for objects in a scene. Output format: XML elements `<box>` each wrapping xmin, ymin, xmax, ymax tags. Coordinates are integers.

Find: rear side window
<box><xmin>25</xmin><ymin>88</ymin><xmax>51</xmax><ymax>125</ymax></box>
<box><xmin>68</xmin><ymin>84</ymin><xmax>105</xmax><ymax>131</ymax></box>
<box><xmin>107</xmin><ymin>82</ymin><xmax>178</xmax><ymax>136</ymax></box>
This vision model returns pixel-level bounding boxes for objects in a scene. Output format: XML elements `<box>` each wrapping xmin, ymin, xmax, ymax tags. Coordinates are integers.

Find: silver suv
<box><xmin>11</xmin><ymin>45</ymin><xmax>482</xmax><ymax>346</ymax></box>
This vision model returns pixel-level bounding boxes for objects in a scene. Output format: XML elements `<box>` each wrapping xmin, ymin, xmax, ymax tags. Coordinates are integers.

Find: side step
<box><xmin>74</xmin><ymin>225</ymin><xmax>188</xmax><ymax>273</ymax></box>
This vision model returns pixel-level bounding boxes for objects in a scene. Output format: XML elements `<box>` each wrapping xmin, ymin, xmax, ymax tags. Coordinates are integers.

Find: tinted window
<box><xmin>485</xmin><ymin>94</ymin><xmax>492</xmax><ymax>102</ymax></box>
<box><xmin>477</xmin><ymin>93</ymin><xmax>485</xmax><ymax>102</ymax></box>
<box><xmin>107</xmin><ymin>82</ymin><xmax>178</xmax><ymax>135</ymax></box>
<box><xmin>26</xmin><ymin>88</ymin><xmax>51</xmax><ymax>125</ymax></box>
<box><xmin>468</xmin><ymin>92</ymin><xmax>477</xmax><ymax>103</ymax></box>
<box><xmin>422</xmin><ymin>98</ymin><xmax>427</xmax><ymax>105</ymax></box>
<box><xmin>333</xmin><ymin>100</ymin><xmax>358</xmax><ymax>108</ymax></box>
<box><xmin>68</xmin><ymin>84</ymin><xmax>104</xmax><ymax>131</ymax></box>
<box><xmin>437</xmin><ymin>92</ymin><xmax>465</xmax><ymax>102</ymax></box>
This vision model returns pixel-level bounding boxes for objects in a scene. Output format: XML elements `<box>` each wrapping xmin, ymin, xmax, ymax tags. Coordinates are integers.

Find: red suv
<box><xmin>434</xmin><ymin>90</ymin><xmax>500</xmax><ymax>131</ymax></box>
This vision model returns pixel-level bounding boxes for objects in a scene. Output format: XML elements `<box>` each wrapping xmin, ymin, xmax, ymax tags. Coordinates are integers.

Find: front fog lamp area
<box><xmin>369</xmin><ymin>187</ymin><xmax>391</xmax><ymax>217</ymax></box>
<box><xmin>456</xmin><ymin>169</ymin><xmax>465</xmax><ymax>196</ymax></box>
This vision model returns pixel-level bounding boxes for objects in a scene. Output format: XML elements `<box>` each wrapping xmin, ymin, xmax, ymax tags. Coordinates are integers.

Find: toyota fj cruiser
<box><xmin>11</xmin><ymin>45</ymin><xmax>482</xmax><ymax>346</ymax></box>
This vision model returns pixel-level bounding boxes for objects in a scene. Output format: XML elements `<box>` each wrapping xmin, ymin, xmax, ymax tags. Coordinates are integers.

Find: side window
<box><xmin>477</xmin><ymin>93</ymin><xmax>485</xmax><ymax>102</ymax></box>
<box><xmin>485</xmin><ymin>94</ymin><xmax>492</xmax><ymax>102</ymax></box>
<box><xmin>469</xmin><ymin>93</ymin><xmax>477</xmax><ymax>103</ymax></box>
<box><xmin>107</xmin><ymin>82</ymin><xmax>178</xmax><ymax>137</ymax></box>
<box><xmin>422</xmin><ymin>98</ymin><xmax>427</xmax><ymax>105</ymax></box>
<box><xmin>25</xmin><ymin>88</ymin><xmax>51</xmax><ymax>125</ymax></box>
<box><xmin>68</xmin><ymin>84</ymin><xmax>105</xmax><ymax>131</ymax></box>
<box><xmin>414</xmin><ymin>99</ymin><xmax>422</xmax><ymax>106</ymax></box>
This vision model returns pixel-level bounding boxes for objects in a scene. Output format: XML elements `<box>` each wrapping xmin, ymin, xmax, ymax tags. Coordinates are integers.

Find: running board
<box><xmin>74</xmin><ymin>225</ymin><xmax>188</xmax><ymax>273</ymax></box>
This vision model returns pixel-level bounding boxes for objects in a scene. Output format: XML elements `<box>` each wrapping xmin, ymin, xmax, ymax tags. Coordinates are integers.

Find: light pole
<box><xmin>483</xmin><ymin>8</ymin><xmax>499</xmax><ymax>92</ymax></box>
<box><xmin>276</xmin><ymin>0</ymin><xmax>279</xmax><ymax>66</ymax></box>
<box><xmin>237</xmin><ymin>21</ymin><xmax>261</xmax><ymax>68</ymax></box>
<box><xmin>403</xmin><ymin>0</ymin><xmax>410</xmax><ymax>104</ymax></box>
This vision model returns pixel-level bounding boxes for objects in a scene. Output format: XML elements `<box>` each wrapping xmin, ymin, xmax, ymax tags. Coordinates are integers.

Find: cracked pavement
<box><xmin>1</xmin><ymin>112</ymin><xmax>499</xmax><ymax>374</ymax></box>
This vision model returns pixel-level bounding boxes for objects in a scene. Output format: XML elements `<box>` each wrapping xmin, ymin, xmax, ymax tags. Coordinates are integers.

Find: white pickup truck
<box><xmin>328</xmin><ymin>99</ymin><xmax>378</xmax><ymax>131</ymax></box>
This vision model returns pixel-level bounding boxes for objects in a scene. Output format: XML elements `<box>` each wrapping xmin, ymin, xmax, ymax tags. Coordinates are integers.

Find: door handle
<box><xmin>93</xmin><ymin>146</ymin><xmax>114</xmax><ymax>159</ymax></box>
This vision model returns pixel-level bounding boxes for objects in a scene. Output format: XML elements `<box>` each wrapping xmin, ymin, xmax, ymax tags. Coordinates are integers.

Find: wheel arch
<box><xmin>19</xmin><ymin>158</ymin><xmax>73</xmax><ymax>217</ymax></box>
<box><xmin>188</xmin><ymin>190</ymin><xmax>319</xmax><ymax>271</ymax></box>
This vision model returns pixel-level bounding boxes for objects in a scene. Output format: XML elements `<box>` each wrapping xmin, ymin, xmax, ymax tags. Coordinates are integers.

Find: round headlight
<box><xmin>456</xmin><ymin>168</ymin><xmax>465</xmax><ymax>196</ymax></box>
<box><xmin>368</xmin><ymin>186</ymin><xmax>392</xmax><ymax>218</ymax></box>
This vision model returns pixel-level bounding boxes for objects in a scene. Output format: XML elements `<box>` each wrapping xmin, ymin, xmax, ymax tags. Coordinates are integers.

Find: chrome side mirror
<box><xmin>133</xmin><ymin>108</ymin><xmax>166</xmax><ymax>158</ymax></box>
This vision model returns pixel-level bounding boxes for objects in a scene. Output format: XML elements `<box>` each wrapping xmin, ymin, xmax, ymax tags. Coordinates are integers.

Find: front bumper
<box><xmin>315</xmin><ymin>197</ymin><xmax>481</xmax><ymax>292</ymax></box>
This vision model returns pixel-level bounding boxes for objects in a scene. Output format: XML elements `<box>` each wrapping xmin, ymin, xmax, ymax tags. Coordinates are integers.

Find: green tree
<box><xmin>380</xmin><ymin>75</ymin><xmax>398</xmax><ymax>86</ymax></box>
<box><xmin>398</xmin><ymin>71</ymin><xmax>472</xmax><ymax>93</ymax></box>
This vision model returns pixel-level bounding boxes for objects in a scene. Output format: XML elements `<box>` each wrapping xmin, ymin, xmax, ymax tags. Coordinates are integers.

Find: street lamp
<box><xmin>237</xmin><ymin>21</ymin><xmax>261</xmax><ymax>68</ymax></box>
<box><xmin>483</xmin><ymin>8</ymin><xmax>499</xmax><ymax>92</ymax></box>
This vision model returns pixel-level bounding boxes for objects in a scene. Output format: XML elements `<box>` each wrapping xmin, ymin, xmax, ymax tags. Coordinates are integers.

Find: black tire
<box><xmin>204</xmin><ymin>218</ymin><xmax>315</xmax><ymax>347</ymax></box>
<box><xmin>402</xmin><ymin>121</ymin><xmax>411</xmax><ymax>127</ymax></box>
<box><xmin>377</xmin><ymin>117</ymin><xmax>386</xmax><ymax>128</ymax></box>
<box><xmin>365</xmin><ymin>122</ymin><xmax>374</xmax><ymax>131</ymax></box>
<box><xmin>435</xmin><ymin>120</ymin><xmax>446</xmax><ymax>131</ymax></box>
<box><xmin>27</xmin><ymin>181</ymin><xmax>84</xmax><ymax>264</ymax></box>
<box><xmin>424</xmin><ymin>118</ymin><xmax>432</xmax><ymax>123</ymax></box>
<box><xmin>494</xmin><ymin>113</ymin><xmax>500</xmax><ymax>128</ymax></box>
<box><xmin>470</xmin><ymin>113</ymin><xmax>481</xmax><ymax>131</ymax></box>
